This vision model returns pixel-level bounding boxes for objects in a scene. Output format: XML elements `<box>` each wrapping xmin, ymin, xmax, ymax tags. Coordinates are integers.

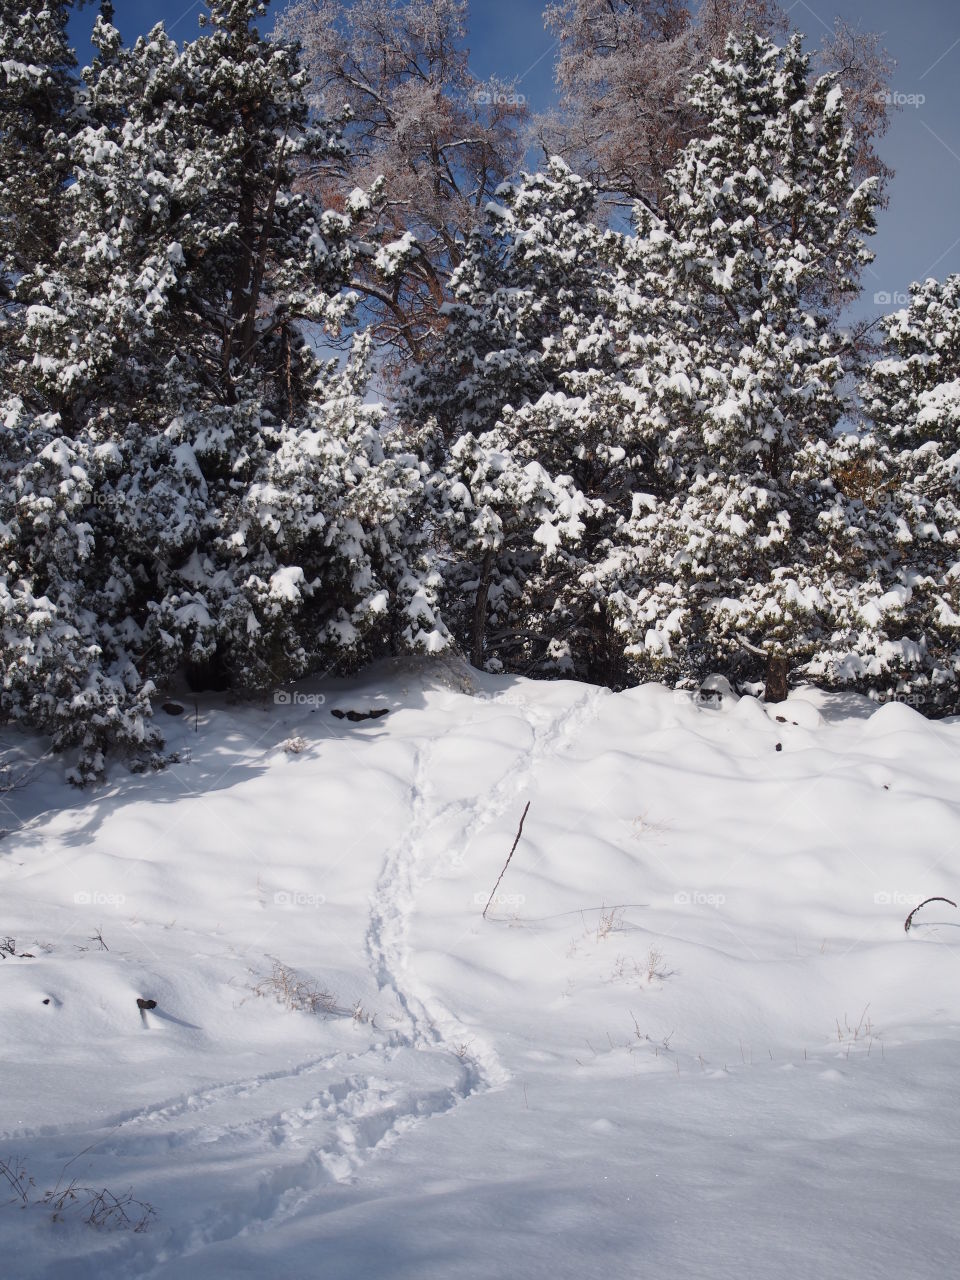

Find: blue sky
<box><xmin>68</xmin><ymin>1</ymin><xmax>960</xmax><ymax>320</ymax></box>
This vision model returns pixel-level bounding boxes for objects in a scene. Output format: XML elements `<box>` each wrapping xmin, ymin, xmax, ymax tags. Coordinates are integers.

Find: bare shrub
<box><xmin>252</xmin><ymin>960</ymin><xmax>341</xmax><ymax>1015</ymax></box>
<box><xmin>1</xmin><ymin>1155</ymin><xmax>154</xmax><ymax>1232</ymax></box>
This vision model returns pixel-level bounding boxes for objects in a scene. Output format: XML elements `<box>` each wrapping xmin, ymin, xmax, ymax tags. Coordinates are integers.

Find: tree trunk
<box><xmin>221</xmin><ymin>104</ymin><xmax>257</xmax><ymax>402</ymax></box>
<box><xmin>764</xmin><ymin>652</ymin><xmax>789</xmax><ymax>704</ymax></box>
<box><xmin>470</xmin><ymin>551</ymin><xmax>494</xmax><ymax>669</ymax></box>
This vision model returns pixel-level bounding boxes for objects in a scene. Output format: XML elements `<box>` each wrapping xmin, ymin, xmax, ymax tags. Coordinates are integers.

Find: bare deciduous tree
<box><xmin>276</xmin><ymin>0</ymin><xmax>528</xmax><ymax>359</ymax></box>
<box><xmin>540</xmin><ymin>0</ymin><xmax>783</xmax><ymax>212</ymax></box>
<box><xmin>817</xmin><ymin>17</ymin><xmax>895</xmax><ymax>203</ymax></box>
<box><xmin>539</xmin><ymin>1</ymin><xmax>893</xmax><ymax>222</ymax></box>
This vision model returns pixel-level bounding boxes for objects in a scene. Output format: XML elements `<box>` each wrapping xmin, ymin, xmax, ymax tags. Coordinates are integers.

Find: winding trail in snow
<box><xmin>8</xmin><ymin>681</ymin><xmax>610</xmax><ymax>1277</ymax></box>
<box><xmin>131</xmin><ymin>683</ymin><xmax>610</xmax><ymax>1271</ymax></box>
<box><xmin>365</xmin><ymin>683</ymin><xmax>610</xmax><ymax>1097</ymax></box>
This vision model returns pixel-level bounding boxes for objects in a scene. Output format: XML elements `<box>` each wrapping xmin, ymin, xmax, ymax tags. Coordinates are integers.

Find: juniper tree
<box><xmin>2</xmin><ymin>1</ymin><xmax>446</xmax><ymax>779</ymax></box>
<box><xmin>0</xmin><ymin>1</ymin><xmax>78</xmax><ymax>285</ymax></box>
<box><xmin>857</xmin><ymin>275</ymin><xmax>960</xmax><ymax>709</ymax></box>
<box><xmin>408</xmin><ymin>160</ymin><xmax>649</xmax><ymax>676</ymax></box>
<box><xmin>599</xmin><ymin>33</ymin><xmax>885</xmax><ymax>695</ymax></box>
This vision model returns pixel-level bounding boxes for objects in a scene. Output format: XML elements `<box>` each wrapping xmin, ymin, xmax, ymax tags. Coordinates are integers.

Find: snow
<box><xmin>373</xmin><ymin>232</ymin><xmax>416</xmax><ymax>279</ymax></box>
<box><xmin>345</xmin><ymin>187</ymin><xmax>372</xmax><ymax>216</ymax></box>
<box><xmin>269</xmin><ymin>565</ymin><xmax>306</xmax><ymax>602</ymax></box>
<box><xmin>3</xmin><ymin>657</ymin><xmax>959</xmax><ymax>1276</ymax></box>
<box><xmin>824</xmin><ymin>84</ymin><xmax>845</xmax><ymax>116</ymax></box>
<box><xmin>533</xmin><ymin>518</ymin><xmax>562</xmax><ymax>554</ymax></box>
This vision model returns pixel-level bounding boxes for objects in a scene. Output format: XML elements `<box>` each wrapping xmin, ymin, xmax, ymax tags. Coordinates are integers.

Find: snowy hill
<box><xmin>2</xmin><ymin>658</ymin><xmax>959</xmax><ymax>1278</ymax></box>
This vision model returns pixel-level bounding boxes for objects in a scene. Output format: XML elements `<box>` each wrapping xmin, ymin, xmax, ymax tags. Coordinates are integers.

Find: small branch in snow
<box><xmin>904</xmin><ymin>896</ymin><xmax>957</xmax><ymax>933</ymax></box>
<box><xmin>482</xmin><ymin>802</ymin><xmax>530</xmax><ymax>920</ymax></box>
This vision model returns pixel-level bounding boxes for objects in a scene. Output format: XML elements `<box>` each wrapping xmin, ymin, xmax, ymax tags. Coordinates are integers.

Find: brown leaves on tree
<box><xmin>276</xmin><ymin>0</ymin><xmax>528</xmax><ymax>361</ymax></box>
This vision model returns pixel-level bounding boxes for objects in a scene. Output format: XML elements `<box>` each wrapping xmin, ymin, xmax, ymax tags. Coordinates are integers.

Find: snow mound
<box><xmin>1</xmin><ymin>659</ymin><xmax>959</xmax><ymax>1278</ymax></box>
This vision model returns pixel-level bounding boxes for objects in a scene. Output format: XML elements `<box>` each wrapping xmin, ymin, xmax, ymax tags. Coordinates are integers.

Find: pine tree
<box><xmin>0</xmin><ymin>0</ymin><xmax>80</xmax><ymax>398</ymax></box>
<box><xmin>2</xmin><ymin>1</ymin><xmax>446</xmax><ymax>779</ymax></box>
<box><xmin>858</xmin><ymin>275</ymin><xmax>960</xmax><ymax>709</ymax></box>
<box><xmin>433</xmin><ymin>418</ymin><xmax>598</xmax><ymax>671</ymax></box>
<box><xmin>408</xmin><ymin>158</ymin><xmax>610</xmax><ymax>438</ymax></box>
<box><xmin>0</xmin><ymin>1</ymin><xmax>77</xmax><ymax>285</ymax></box>
<box><xmin>410</xmin><ymin>159</ymin><xmax>653</xmax><ymax>676</ymax></box>
<box><xmin>599</xmin><ymin>32</ymin><xmax>884</xmax><ymax>695</ymax></box>
<box><xmin>543</xmin><ymin>2</ymin><xmax>894</xmax><ymax>224</ymax></box>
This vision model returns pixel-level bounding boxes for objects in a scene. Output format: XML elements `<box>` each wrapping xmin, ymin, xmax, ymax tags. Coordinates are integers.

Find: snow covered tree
<box><xmin>0</xmin><ymin>1</ymin><xmax>78</xmax><ymax>285</ymax></box>
<box><xmin>276</xmin><ymin>0</ymin><xmax>527</xmax><ymax>359</ymax></box>
<box><xmin>0</xmin><ymin>403</ymin><xmax>161</xmax><ymax>780</ymax></box>
<box><xmin>541</xmin><ymin>2</ymin><xmax>893</xmax><ymax>224</ymax></box>
<box><xmin>857</xmin><ymin>275</ymin><xmax>960</xmax><ymax>710</ymax></box>
<box><xmin>434</xmin><ymin>426</ymin><xmax>597</xmax><ymax>670</ymax></box>
<box><xmin>407</xmin><ymin>34</ymin><xmax>900</xmax><ymax>695</ymax></box>
<box><xmin>599</xmin><ymin>32</ymin><xmax>886</xmax><ymax>694</ymax></box>
<box><xmin>2</xmin><ymin>1</ymin><xmax>446</xmax><ymax>779</ymax></box>
<box><xmin>408</xmin><ymin>159</ymin><xmax>614</xmax><ymax>438</ymax></box>
<box><xmin>408</xmin><ymin>159</ymin><xmax>656</xmax><ymax>677</ymax></box>
<box><xmin>0</xmin><ymin>0</ymin><xmax>83</xmax><ymax>404</ymax></box>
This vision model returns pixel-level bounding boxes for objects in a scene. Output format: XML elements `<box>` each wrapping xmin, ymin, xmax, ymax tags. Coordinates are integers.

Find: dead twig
<box><xmin>904</xmin><ymin>896</ymin><xmax>957</xmax><ymax>932</ymax></box>
<box><xmin>482</xmin><ymin>802</ymin><xmax>530</xmax><ymax>920</ymax></box>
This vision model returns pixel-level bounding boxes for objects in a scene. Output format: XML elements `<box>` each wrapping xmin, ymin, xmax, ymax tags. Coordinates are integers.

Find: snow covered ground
<box><xmin>2</xmin><ymin>657</ymin><xmax>959</xmax><ymax>1279</ymax></box>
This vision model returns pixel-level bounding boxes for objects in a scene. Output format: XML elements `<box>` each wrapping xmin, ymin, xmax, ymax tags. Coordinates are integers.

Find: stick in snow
<box><xmin>482</xmin><ymin>802</ymin><xmax>530</xmax><ymax>920</ymax></box>
<box><xmin>904</xmin><ymin>896</ymin><xmax>957</xmax><ymax>932</ymax></box>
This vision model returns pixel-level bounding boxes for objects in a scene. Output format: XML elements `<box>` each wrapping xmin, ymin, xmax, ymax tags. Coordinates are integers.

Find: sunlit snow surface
<box><xmin>1</xmin><ymin>658</ymin><xmax>959</xmax><ymax>1278</ymax></box>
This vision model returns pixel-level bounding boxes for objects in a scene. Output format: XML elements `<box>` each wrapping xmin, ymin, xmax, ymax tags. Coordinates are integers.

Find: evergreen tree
<box><xmin>0</xmin><ymin>1</ymin><xmax>77</xmax><ymax>285</ymax></box>
<box><xmin>2</xmin><ymin>1</ymin><xmax>446</xmax><ymax>779</ymax></box>
<box><xmin>543</xmin><ymin>2</ymin><xmax>894</xmax><ymax>226</ymax></box>
<box><xmin>410</xmin><ymin>159</ymin><xmax>654</xmax><ymax>677</ymax></box>
<box><xmin>858</xmin><ymin>275</ymin><xmax>960</xmax><ymax>709</ymax></box>
<box><xmin>415</xmin><ymin>40</ymin><xmax>892</xmax><ymax>691</ymax></box>
<box><xmin>408</xmin><ymin>158</ymin><xmax>611</xmax><ymax>439</ymax></box>
<box><xmin>600</xmin><ymin>32</ymin><xmax>885</xmax><ymax>694</ymax></box>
